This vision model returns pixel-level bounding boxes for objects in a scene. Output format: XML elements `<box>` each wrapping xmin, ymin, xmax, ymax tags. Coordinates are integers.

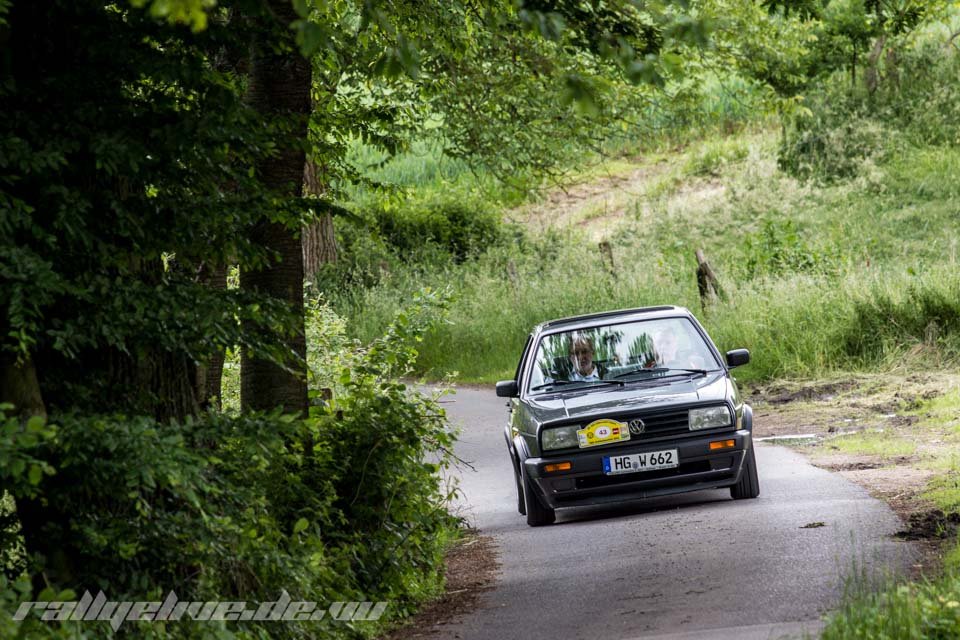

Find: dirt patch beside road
<box><xmin>384</xmin><ymin>533</ymin><xmax>499</xmax><ymax>640</ymax></box>
<box><xmin>750</xmin><ymin>371</ymin><xmax>960</xmax><ymax>573</ymax></box>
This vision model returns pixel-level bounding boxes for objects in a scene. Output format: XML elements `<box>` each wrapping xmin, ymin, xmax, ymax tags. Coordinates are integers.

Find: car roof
<box><xmin>534</xmin><ymin>305</ymin><xmax>693</xmax><ymax>334</ymax></box>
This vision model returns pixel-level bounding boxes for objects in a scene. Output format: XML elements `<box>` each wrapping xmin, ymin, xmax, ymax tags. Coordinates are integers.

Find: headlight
<box><xmin>542</xmin><ymin>426</ymin><xmax>579</xmax><ymax>450</ymax></box>
<box><xmin>689</xmin><ymin>406</ymin><xmax>732</xmax><ymax>431</ymax></box>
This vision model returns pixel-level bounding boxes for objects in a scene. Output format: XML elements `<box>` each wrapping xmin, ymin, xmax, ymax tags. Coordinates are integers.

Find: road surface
<box><xmin>434</xmin><ymin>386</ymin><xmax>915</xmax><ymax>640</ymax></box>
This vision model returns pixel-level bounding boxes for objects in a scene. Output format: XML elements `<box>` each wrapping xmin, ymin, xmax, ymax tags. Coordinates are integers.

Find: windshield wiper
<box><xmin>611</xmin><ymin>367</ymin><xmax>708</xmax><ymax>380</ymax></box>
<box><xmin>658</xmin><ymin>368</ymin><xmax>709</xmax><ymax>376</ymax></box>
<box><xmin>530</xmin><ymin>380</ymin><xmax>578</xmax><ymax>391</ymax></box>
<box><xmin>531</xmin><ymin>379</ymin><xmax>624</xmax><ymax>391</ymax></box>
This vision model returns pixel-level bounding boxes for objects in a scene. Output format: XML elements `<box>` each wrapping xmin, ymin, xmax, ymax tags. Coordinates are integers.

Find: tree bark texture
<box><xmin>240</xmin><ymin>0</ymin><xmax>311</xmax><ymax>415</ymax></box>
<box><xmin>302</xmin><ymin>160</ymin><xmax>338</xmax><ymax>280</ymax></box>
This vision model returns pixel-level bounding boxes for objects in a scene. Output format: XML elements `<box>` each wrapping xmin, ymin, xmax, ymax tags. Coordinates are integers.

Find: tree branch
<box><xmin>946</xmin><ymin>29</ymin><xmax>960</xmax><ymax>51</ymax></box>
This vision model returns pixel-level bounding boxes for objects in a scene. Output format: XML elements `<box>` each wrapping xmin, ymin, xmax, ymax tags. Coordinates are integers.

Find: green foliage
<box><xmin>842</xmin><ymin>278</ymin><xmax>960</xmax><ymax>363</ymax></box>
<box><xmin>0</xmin><ymin>296</ymin><xmax>457</xmax><ymax>639</ymax></box>
<box><xmin>822</xmin><ymin>569</ymin><xmax>960</xmax><ymax>640</ymax></box>
<box><xmin>372</xmin><ymin>197</ymin><xmax>503</xmax><ymax>262</ymax></box>
<box><xmin>778</xmin><ymin>99</ymin><xmax>893</xmax><ymax>180</ymax></box>
<box><xmin>329</xmin><ymin>119</ymin><xmax>960</xmax><ymax>385</ymax></box>
<box><xmin>684</xmin><ymin>137</ymin><xmax>749</xmax><ymax>176</ymax></box>
<box><xmin>0</xmin><ymin>408</ymin><xmax>57</xmax><ymax>501</ymax></box>
<box><xmin>780</xmin><ymin>23</ymin><xmax>960</xmax><ymax>181</ymax></box>
<box><xmin>743</xmin><ymin>218</ymin><xmax>838</xmax><ymax>278</ymax></box>
<box><xmin>0</xmin><ymin>0</ymin><xmax>305</xmax><ymax>417</ymax></box>
<box><xmin>129</xmin><ymin>0</ymin><xmax>215</xmax><ymax>31</ymax></box>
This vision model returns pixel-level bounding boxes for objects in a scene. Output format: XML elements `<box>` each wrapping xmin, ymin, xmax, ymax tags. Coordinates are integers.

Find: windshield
<box><xmin>527</xmin><ymin>317</ymin><xmax>721</xmax><ymax>394</ymax></box>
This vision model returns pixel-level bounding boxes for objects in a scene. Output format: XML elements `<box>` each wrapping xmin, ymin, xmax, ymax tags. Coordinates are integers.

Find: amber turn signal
<box><xmin>709</xmin><ymin>439</ymin><xmax>736</xmax><ymax>451</ymax></box>
<box><xmin>544</xmin><ymin>462</ymin><xmax>572</xmax><ymax>473</ymax></box>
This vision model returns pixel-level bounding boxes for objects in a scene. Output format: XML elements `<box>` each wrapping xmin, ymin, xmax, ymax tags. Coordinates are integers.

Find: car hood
<box><xmin>525</xmin><ymin>371</ymin><xmax>730</xmax><ymax>426</ymax></box>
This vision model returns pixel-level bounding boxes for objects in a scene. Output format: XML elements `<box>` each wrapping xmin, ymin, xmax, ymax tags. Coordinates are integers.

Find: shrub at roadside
<box><xmin>0</xmin><ymin>294</ymin><xmax>457</xmax><ymax>639</ymax></box>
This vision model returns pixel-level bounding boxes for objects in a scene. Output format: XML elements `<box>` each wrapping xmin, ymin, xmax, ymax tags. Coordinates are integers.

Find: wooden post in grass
<box><xmin>599</xmin><ymin>240</ymin><xmax>616</xmax><ymax>278</ymax></box>
<box><xmin>696</xmin><ymin>248</ymin><xmax>724</xmax><ymax>311</ymax></box>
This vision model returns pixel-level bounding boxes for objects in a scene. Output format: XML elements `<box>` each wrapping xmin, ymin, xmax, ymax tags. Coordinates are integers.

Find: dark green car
<box><xmin>496</xmin><ymin>305</ymin><xmax>759</xmax><ymax>526</ymax></box>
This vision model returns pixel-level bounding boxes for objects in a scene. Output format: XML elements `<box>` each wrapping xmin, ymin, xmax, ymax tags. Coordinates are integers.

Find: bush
<box><xmin>743</xmin><ymin>218</ymin><xmax>839</xmax><ymax>279</ymax></box>
<box><xmin>684</xmin><ymin>137</ymin><xmax>750</xmax><ymax>177</ymax></box>
<box><xmin>779</xmin><ymin>40</ymin><xmax>960</xmax><ymax>181</ymax></box>
<box><xmin>373</xmin><ymin>196</ymin><xmax>503</xmax><ymax>262</ymax></box>
<box><xmin>779</xmin><ymin>97</ymin><xmax>893</xmax><ymax>181</ymax></box>
<box><xmin>0</xmin><ymin>293</ymin><xmax>458</xmax><ymax>639</ymax></box>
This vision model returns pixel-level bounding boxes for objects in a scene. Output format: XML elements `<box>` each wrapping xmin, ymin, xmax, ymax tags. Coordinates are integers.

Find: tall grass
<box><xmin>329</xmin><ymin>133</ymin><xmax>960</xmax><ymax>383</ymax></box>
<box><xmin>822</xmin><ymin>565</ymin><xmax>960</xmax><ymax>639</ymax></box>
<box><xmin>333</xmin><ymin>251</ymin><xmax>960</xmax><ymax>383</ymax></box>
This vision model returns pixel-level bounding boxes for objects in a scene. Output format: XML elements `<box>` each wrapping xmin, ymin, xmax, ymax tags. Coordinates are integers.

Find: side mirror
<box><xmin>726</xmin><ymin>349</ymin><xmax>750</xmax><ymax>368</ymax></box>
<box><xmin>496</xmin><ymin>380</ymin><xmax>519</xmax><ymax>398</ymax></box>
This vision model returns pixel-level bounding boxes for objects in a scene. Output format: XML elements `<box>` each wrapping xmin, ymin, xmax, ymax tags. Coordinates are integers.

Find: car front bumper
<box><xmin>522</xmin><ymin>429</ymin><xmax>752</xmax><ymax>510</ymax></box>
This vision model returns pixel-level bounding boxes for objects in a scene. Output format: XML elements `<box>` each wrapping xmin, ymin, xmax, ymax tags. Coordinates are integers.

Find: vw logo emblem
<box><xmin>628</xmin><ymin>419</ymin><xmax>646</xmax><ymax>435</ymax></box>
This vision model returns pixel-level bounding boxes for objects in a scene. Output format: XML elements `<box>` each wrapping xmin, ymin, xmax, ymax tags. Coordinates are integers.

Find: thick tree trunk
<box><xmin>302</xmin><ymin>160</ymin><xmax>338</xmax><ymax>281</ymax></box>
<box><xmin>240</xmin><ymin>0</ymin><xmax>311</xmax><ymax>415</ymax></box>
<box><xmin>303</xmin><ymin>215</ymin><xmax>338</xmax><ymax>281</ymax></box>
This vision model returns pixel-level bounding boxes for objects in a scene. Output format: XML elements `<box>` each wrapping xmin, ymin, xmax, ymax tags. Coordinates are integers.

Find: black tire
<box><xmin>522</xmin><ymin>468</ymin><xmax>556</xmax><ymax>526</ymax></box>
<box><xmin>512</xmin><ymin>456</ymin><xmax>526</xmax><ymax>515</ymax></box>
<box><xmin>731</xmin><ymin>445</ymin><xmax>760</xmax><ymax>500</ymax></box>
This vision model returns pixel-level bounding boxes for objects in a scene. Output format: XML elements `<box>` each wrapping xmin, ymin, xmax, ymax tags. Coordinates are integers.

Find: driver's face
<box><xmin>571</xmin><ymin>342</ymin><xmax>594</xmax><ymax>375</ymax></box>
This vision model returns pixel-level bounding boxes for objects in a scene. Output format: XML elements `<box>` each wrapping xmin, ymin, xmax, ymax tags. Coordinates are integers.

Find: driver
<box><xmin>570</xmin><ymin>336</ymin><xmax>601</xmax><ymax>381</ymax></box>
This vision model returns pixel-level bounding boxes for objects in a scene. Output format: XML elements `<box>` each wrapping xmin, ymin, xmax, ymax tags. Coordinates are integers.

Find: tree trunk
<box><xmin>0</xmin><ymin>354</ymin><xmax>46</xmax><ymax>420</ymax></box>
<box><xmin>240</xmin><ymin>0</ymin><xmax>311</xmax><ymax>415</ymax></box>
<box><xmin>865</xmin><ymin>36</ymin><xmax>886</xmax><ymax>95</ymax></box>
<box><xmin>302</xmin><ymin>160</ymin><xmax>338</xmax><ymax>283</ymax></box>
<box><xmin>303</xmin><ymin>215</ymin><xmax>338</xmax><ymax>282</ymax></box>
<box><xmin>196</xmin><ymin>262</ymin><xmax>228</xmax><ymax>410</ymax></box>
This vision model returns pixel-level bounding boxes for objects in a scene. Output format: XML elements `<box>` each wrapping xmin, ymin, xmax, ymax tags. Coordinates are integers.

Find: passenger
<box><xmin>655</xmin><ymin>327</ymin><xmax>706</xmax><ymax>370</ymax></box>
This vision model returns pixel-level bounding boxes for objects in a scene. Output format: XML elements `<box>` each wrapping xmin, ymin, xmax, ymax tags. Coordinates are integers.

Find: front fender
<box><xmin>504</xmin><ymin>424</ymin><xmax>531</xmax><ymax>466</ymax></box>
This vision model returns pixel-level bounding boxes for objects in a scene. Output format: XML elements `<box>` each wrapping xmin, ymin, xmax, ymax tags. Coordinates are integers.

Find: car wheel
<box><xmin>521</xmin><ymin>467</ymin><xmax>556</xmax><ymax>526</ymax></box>
<box><xmin>731</xmin><ymin>445</ymin><xmax>760</xmax><ymax>500</ymax></box>
<box><xmin>512</xmin><ymin>455</ymin><xmax>526</xmax><ymax>516</ymax></box>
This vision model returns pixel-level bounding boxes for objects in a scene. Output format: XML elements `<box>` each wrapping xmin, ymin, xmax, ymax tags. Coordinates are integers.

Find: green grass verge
<box><xmin>824</xmin><ymin>430</ymin><xmax>917</xmax><ymax>459</ymax></box>
<box><xmin>822</xmin><ymin>567</ymin><xmax>960</xmax><ymax>640</ymax></box>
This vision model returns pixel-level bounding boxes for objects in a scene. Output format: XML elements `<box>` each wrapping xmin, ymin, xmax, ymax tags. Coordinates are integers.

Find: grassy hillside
<box><xmin>327</xmin><ymin>127</ymin><xmax>960</xmax><ymax>384</ymax></box>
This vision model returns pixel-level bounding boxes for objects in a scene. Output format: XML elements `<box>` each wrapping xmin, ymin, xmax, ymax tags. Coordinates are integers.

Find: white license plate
<box><xmin>603</xmin><ymin>449</ymin><xmax>678</xmax><ymax>475</ymax></box>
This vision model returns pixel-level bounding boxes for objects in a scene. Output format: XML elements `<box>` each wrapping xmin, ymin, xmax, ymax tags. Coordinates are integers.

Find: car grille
<box><xmin>631</xmin><ymin>409</ymin><xmax>689</xmax><ymax>439</ymax></box>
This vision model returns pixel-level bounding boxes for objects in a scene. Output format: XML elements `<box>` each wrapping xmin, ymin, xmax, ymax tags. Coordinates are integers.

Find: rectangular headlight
<box><xmin>689</xmin><ymin>406</ymin><xmax>732</xmax><ymax>431</ymax></box>
<box><xmin>542</xmin><ymin>426</ymin><xmax>579</xmax><ymax>450</ymax></box>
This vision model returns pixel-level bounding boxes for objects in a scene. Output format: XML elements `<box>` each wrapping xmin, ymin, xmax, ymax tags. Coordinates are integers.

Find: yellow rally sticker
<box><xmin>577</xmin><ymin>418</ymin><xmax>630</xmax><ymax>448</ymax></box>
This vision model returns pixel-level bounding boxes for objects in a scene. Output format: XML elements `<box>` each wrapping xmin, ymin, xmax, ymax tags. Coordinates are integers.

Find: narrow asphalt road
<box><xmin>435</xmin><ymin>386</ymin><xmax>916</xmax><ymax>640</ymax></box>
